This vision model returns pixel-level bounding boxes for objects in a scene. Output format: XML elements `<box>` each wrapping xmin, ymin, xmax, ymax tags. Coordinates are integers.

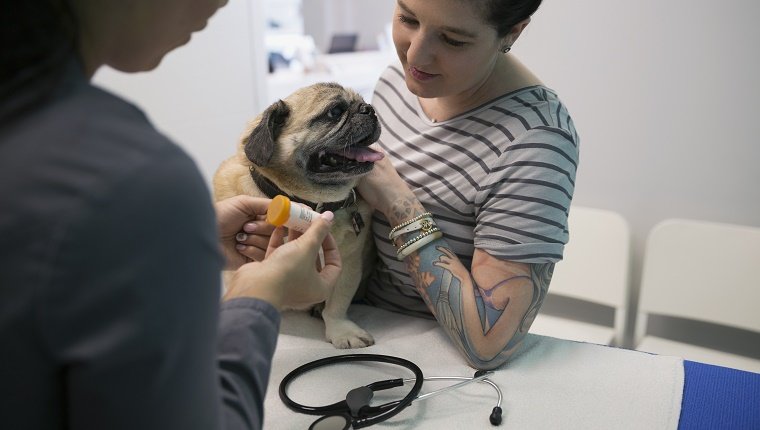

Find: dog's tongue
<box><xmin>334</xmin><ymin>147</ymin><xmax>384</xmax><ymax>162</ymax></box>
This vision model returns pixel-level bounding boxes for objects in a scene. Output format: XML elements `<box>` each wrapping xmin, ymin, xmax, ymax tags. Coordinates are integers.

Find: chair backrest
<box><xmin>637</xmin><ymin>219</ymin><xmax>760</xmax><ymax>337</ymax></box>
<box><xmin>552</xmin><ymin>206</ymin><xmax>632</xmax><ymax>307</ymax></box>
<box><xmin>549</xmin><ymin>206</ymin><xmax>633</xmax><ymax>342</ymax></box>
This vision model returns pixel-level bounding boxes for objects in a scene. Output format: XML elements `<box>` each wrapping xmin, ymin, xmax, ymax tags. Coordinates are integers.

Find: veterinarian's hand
<box><xmin>215</xmin><ymin>195</ymin><xmax>275</xmax><ymax>269</ymax></box>
<box><xmin>357</xmin><ymin>146</ymin><xmax>416</xmax><ymax>216</ymax></box>
<box><xmin>222</xmin><ymin>212</ymin><xmax>342</xmax><ymax>310</ymax></box>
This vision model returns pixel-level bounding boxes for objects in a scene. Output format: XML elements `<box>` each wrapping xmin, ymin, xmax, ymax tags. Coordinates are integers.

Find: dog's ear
<box><xmin>244</xmin><ymin>100</ymin><xmax>290</xmax><ymax>166</ymax></box>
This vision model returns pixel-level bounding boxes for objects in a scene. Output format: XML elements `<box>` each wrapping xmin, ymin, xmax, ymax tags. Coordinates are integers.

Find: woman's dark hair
<box><xmin>477</xmin><ymin>0</ymin><xmax>543</xmax><ymax>37</ymax></box>
<box><xmin>0</xmin><ymin>0</ymin><xmax>78</xmax><ymax>121</ymax></box>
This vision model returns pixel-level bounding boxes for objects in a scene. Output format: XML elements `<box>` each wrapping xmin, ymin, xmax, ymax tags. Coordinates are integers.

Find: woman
<box><xmin>0</xmin><ymin>1</ymin><xmax>340</xmax><ymax>429</ymax></box>
<box><xmin>357</xmin><ymin>0</ymin><xmax>579</xmax><ymax>370</ymax></box>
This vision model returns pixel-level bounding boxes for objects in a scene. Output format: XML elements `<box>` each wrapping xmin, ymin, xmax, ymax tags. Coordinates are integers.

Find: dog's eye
<box><xmin>326</xmin><ymin>105</ymin><xmax>346</xmax><ymax>119</ymax></box>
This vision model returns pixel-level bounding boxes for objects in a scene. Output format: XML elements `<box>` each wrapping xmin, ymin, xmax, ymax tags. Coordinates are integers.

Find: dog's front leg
<box><xmin>321</xmin><ymin>264</ymin><xmax>374</xmax><ymax>348</ymax></box>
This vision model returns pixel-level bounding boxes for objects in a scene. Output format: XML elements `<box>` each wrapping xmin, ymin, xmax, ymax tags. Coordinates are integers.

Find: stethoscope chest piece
<box><xmin>309</xmin><ymin>413</ymin><xmax>352</xmax><ymax>430</ymax></box>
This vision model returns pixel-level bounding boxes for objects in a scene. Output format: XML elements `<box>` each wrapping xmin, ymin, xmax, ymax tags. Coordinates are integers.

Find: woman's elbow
<box><xmin>461</xmin><ymin>337</ymin><xmax>524</xmax><ymax>370</ymax></box>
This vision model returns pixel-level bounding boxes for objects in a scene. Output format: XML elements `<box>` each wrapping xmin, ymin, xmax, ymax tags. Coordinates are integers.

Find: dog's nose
<box><xmin>358</xmin><ymin>103</ymin><xmax>374</xmax><ymax>115</ymax></box>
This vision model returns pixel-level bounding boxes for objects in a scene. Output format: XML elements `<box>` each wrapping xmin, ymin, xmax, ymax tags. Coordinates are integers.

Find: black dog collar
<box><xmin>249</xmin><ymin>166</ymin><xmax>358</xmax><ymax>213</ymax></box>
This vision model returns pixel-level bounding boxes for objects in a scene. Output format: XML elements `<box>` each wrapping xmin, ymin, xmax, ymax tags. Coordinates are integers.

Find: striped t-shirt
<box><xmin>364</xmin><ymin>64</ymin><xmax>580</xmax><ymax>318</ymax></box>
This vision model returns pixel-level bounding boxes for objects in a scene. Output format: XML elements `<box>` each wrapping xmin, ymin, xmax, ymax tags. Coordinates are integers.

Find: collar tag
<box><xmin>351</xmin><ymin>210</ymin><xmax>365</xmax><ymax>236</ymax></box>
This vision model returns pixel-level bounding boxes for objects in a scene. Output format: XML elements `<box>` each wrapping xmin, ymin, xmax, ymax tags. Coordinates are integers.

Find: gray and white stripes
<box><xmin>365</xmin><ymin>64</ymin><xmax>579</xmax><ymax>315</ymax></box>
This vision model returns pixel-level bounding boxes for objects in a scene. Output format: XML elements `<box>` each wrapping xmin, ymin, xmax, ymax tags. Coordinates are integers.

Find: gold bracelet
<box><xmin>396</xmin><ymin>228</ymin><xmax>442</xmax><ymax>260</ymax></box>
<box><xmin>388</xmin><ymin>212</ymin><xmax>433</xmax><ymax>240</ymax></box>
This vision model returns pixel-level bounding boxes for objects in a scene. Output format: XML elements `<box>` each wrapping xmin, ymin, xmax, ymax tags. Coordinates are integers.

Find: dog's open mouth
<box><xmin>308</xmin><ymin>146</ymin><xmax>384</xmax><ymax>174</ymax></box>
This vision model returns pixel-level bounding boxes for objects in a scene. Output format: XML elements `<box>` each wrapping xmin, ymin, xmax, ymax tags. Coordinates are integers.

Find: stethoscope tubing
<box><xmin>280</xmin><ymin>353</ymin><xmax>504</xmax><ymax>428</ymax></box>
<box><xmin>279</xmin><ymin>353</ymin><xmax>425</xmax><ymax>428</ymax></box>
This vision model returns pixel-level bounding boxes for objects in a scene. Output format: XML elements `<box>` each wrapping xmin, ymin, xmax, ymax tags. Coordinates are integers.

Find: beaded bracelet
<box><xmin>388</xmin><ymin>212</ymin><xmax>433</xmax><ymax>240</ymax></box>
<box><xmin>396</xmin><ymin>228</ymin><xmax>443</xmax><ymax>260</ymax></box>
<box><xmin>389</xmin><ymin>217</ymin><xmax>437</xmax><ymax>243</ymax></box>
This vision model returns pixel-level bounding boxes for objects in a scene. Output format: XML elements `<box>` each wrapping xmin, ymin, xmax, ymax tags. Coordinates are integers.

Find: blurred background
<box><xmin>93</xmin><ymin>0</ymin><xmax>760</xmax><ymax>364</ymax></box>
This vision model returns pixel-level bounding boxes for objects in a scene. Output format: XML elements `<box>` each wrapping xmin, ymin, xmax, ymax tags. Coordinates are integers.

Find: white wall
<box><xmin>93</xmin><ymin>0</ymin><xmax>269</xmax><ymax>184</ymax></box>
<box><xmin>515</xmin><ymin>0</ymin><xmax>760</xmax><ymax>318</ymax></box>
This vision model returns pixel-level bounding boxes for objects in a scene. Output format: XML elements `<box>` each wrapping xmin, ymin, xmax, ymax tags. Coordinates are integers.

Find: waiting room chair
<box><xmin>634</xmin><ymin>219</ymin><xmax>760</xmax><ymax>373</ymax></box>
<box><xmin>530</xmin><ymin>206</ymin><xmax>632</xmax><ymax>347</ymax></box>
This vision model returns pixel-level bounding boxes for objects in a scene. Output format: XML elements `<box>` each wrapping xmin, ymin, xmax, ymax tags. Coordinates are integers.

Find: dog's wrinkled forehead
<box><xmin>284</xmin><ymin>82</ymin><xmax>362</xmax><ymax>121</ymax></box>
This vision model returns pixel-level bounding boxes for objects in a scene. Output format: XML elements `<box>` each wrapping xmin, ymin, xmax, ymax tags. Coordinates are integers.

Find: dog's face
<box><xmin>243</xmin><ymin>83</ymin><xmax>382</xmax><ymax>197</ymax></box>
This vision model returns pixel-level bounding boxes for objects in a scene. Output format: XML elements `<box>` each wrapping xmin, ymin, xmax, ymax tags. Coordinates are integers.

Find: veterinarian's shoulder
<box><xmin>33</xmin><ymin>78</ymin><xmax>205</xmax><ymax>204</ymax></box>
<box><xmin>63</xmin><ymin>81</ymin><xmax>192</xmax><ymax>165</ymax></box>
<box><xmin>45</xmin><ymin>77</ymin><xmax>200</xmax><ymax>188</ymax></box>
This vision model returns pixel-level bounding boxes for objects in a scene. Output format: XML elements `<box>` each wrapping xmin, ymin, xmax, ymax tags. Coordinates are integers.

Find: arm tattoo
<box><xmin>390</xmin><ymin>199</ymin><xmax>417</xmax><ymax>225</ymax></box>
<box><xmin>387</xmin><ymin>197</ymin><xmax>554</xmax><ymax>369</ymax></box>
<box><xmin>423</xmin><ymin>246</ymin><xmax>552</xmax><ymax>369</ymax></box>
<box><xmin>504</xmin><ymin>263</ymin><xmax>553</xmax><ymax>352</ymax></box>
<box><xmin>478</xmin><ymin>275</ymin><xmax>531</xmax><ymax>333</ymax></box>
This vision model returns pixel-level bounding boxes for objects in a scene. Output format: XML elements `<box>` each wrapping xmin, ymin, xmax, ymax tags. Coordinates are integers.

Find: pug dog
<box><xmin>213</xmin><ymin>82</ymin><xmax>383</xmax><ymax>348</ymax></box>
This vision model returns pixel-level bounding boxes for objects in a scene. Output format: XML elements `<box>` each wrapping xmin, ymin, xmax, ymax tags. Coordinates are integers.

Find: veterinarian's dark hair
<box><xmin>472</xmin><ymin>0</ymin><xmax>543</xmax><ymax>37</ymax></box>
<box><xmin>0</xmin><ymin>0</ymin><xmax>78</xmax><ymax>122</ymax></box>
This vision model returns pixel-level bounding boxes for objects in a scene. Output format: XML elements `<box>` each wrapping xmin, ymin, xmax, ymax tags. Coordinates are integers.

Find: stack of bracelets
<box><xmin>388</xmin><ymin>212</ymin><xmax>443</xmax><ymax>260</ymax></box>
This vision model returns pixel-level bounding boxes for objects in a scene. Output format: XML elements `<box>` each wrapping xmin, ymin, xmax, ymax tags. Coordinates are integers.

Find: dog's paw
<box><xmin>324</xmin><ymin>319</ymin><xmax>375</xmax><ymax>349</ymax></box>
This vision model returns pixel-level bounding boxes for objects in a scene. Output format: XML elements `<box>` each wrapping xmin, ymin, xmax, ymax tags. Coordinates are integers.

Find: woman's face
<box><xmin>392</xmin><ymin>0</ymin><xmax>504</xmax><ymax>99</ymax></box>
<box><xmin>78</xmin><ymin>0</ymin><xmax>228</xmax><ymax>74</ymax></box>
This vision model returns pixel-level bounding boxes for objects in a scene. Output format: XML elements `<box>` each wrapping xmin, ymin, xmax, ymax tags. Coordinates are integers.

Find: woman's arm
<box><xmin>384</xmin><ymin>195</ymin><xmax>551</xmax><ymax>369</ymax></box>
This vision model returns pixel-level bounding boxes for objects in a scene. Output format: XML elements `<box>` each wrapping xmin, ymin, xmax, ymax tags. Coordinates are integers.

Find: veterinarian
<box><xmin>356</xmin><ymin>0</ymin><xmax>580</xmax><ymax>370</ymax></box>
<box><xmin>0</xmin><ymin>1</ymin><xmax>342</xmax><ymax>429</ymax></box>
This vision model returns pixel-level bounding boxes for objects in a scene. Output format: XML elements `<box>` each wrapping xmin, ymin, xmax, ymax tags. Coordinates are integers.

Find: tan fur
<box><xmin>213</xmin><ymin>83</ymin><xmax>379</xmax><ymax>348</ymax></box>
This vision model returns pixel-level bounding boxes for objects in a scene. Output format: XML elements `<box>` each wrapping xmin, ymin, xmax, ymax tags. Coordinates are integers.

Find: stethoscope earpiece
<box><xmin>490</xmin><ymin>406</ymin><xmax>503</xmax><ymax>425</ymax></box>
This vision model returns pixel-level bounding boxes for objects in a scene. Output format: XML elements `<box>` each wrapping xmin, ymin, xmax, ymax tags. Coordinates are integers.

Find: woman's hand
<box><xmin>222</xmin><ymin>212</ymin><xmax>342</xmax><ymax>310</ymax></box>
<box><xmin>357</xmin><ymin>146</ymin><xmax>416</xmax><ymax>216</ymax></box>
<box><xmin>215</xmin><ymin>195</ymin><xmax>275</xmax><ymax>269</ymax></box>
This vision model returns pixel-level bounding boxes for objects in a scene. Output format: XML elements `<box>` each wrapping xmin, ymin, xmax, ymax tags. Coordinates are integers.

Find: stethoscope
<box><xmin>279</xmin><ymin>353</ymin><xmax>503</xmax><ymax>429</ymax></box>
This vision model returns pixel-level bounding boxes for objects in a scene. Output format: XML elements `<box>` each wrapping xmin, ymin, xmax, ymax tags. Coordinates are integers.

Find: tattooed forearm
<box><xmin>477</xmin><ymin>275</ymin><xmax>531</xmax><ymax>334</ymax></box>
<box><xmin>386</xmin><ymin>195</ymin><xmax>554</xmax><ymax>369</ymax></box>
<box><xmin>387</xmin><ymin>197</ymin><xmax>426</xmax><ymax>228</ymax></box>
<box><xmin>479</xmin><ymin>275</ymin><xmax>532</xmax><ymax>310</ymax></box>
<box><xmin>402</xmin><ymin>237</ymin><xmax>553</xmax><ymax>369</ymax></box>
<box><xmin>502</xmin><ymin>263</ymin><xmax>553</xmax><ymax>353</ymax></box>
